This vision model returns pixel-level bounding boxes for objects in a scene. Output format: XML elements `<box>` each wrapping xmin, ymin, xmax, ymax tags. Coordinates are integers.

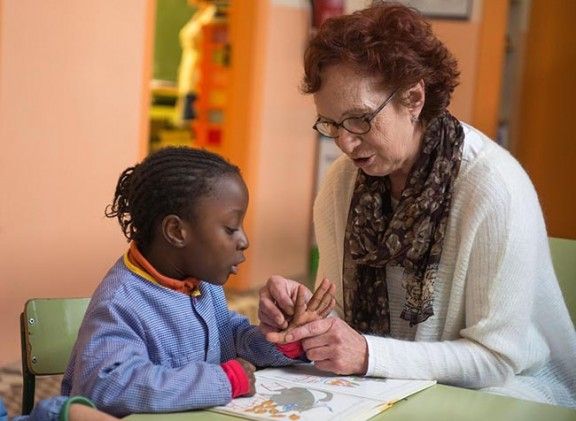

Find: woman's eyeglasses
<box><xmin>312</xmin><ymin>88</ymin><xmax>398</xmax><ymax>138</ymax></box>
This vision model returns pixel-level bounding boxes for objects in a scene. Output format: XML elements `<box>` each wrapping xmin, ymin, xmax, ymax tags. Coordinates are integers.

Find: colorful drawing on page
<box><xmin>214</xmin><ymin>367</ymin><xmax>437</xmax><ymax>421</ymax></box>
<box><xmin>323</xmin><ymin>376</ymin><xmax>388</xmax><ymax>388</ymax></box>
<box><xmin>226</xmin><ymin>382</ymin><xmax>335</xmax><ymax>419</ymax></box>
<box><xmin>257</xmin><ymin>366</ymin><xmax>389</xmax><ymax>390</ymax></box>
<box><xmin>324</xmin><ymin>378</ymin><xmax>360</xmax><ymax>388</ymax></box>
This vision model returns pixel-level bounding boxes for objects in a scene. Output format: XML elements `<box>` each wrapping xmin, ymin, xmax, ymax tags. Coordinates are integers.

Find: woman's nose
<box><xmin>334</xmin><ymin>129</ymin><xmax>361</xmax><ymax>155</ymax></box>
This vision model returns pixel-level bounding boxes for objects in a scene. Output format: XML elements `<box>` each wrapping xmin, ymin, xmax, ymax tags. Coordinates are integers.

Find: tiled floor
<box><xmin>0</xmin><ymin>361</ymin><xmax>63</xmax><ymax>418</ymax></box>
<box><xmin>226</xmin><ymin>290</ymin><xmax>260</xmax><ymax>325</ymax></box>
<box><xmin>0</xmin><ymin>292</ymin><xmax>259</xmax><ymax>418</ymax></box>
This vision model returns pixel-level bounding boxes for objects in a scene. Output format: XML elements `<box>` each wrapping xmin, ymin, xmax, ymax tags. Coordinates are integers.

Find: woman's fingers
<box><xmin>258</xmin><ymin>275</ymin><xmax>303</xmax><ymax>329</ymax></box>
<box><xmin>258</xmin><ymin>291</ymin><xmax>288</xmax><ymax>329</ymax></box>
<box><xmin>265</xmin><ymin>329</ymin><xmax>290</xmax><ymax>344</ymax></box>
<box><xmin>258</xmin><ymin>276</ymin><xmax>307</xmax><ymax>328</ymax></box>
<box><xmin>287</xmin><ymin>318</ymin><xmax>334</xmax><ymax>343</ymax></box>
<box><xmin>268</xmin><ymin>275</ymin><xmax>300</xmax><ymax>317</ymax></box>
<box><xmin>301</xmin><ymin>318</ymin><xmax>369</xmax><ymax>375</ymax></box>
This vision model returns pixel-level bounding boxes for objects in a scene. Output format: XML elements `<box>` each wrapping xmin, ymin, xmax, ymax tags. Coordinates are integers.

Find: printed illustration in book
<box><xmin>211</xmin><ymin>363</ymin><xmax>435</xmax><ymax>421</ymax></box>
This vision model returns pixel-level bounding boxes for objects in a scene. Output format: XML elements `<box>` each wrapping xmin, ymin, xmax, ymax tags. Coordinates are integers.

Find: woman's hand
<box><xmin>258</xmin><ymin>275</ymin><xmax>309</xmax><ymax>333</ymax></box>
<box><xmin>304</xmin><ymin>318</ymin><xmax>368</xmax><ymax>375</ymax></box>
<box><xmin>235</xmin><ymin>358</ymin><xmax>256</xmax><ymax>397</ymax></box>
<box><xmin>270</xmin><ymin>317</ymin><xmax>369</xmax><ymax>375</ymax></box>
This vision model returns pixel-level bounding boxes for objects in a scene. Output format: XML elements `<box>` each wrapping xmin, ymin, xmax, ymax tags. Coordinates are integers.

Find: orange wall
<box><xmin>221</xmin><ymin>0</ymin><xmax>268</xmax><ymax>290</ymax></box>
<box><xmin>514</xmin><ymin>0</ymin><xmax>576</xmax><ymax>238</ymax></box>
<box><xmin>0</xmin><ymin>0</ymin><xmax>153</xmax><ymax>365</ymax></box>
<box><xmin>432</xmin><ymin>19</ymin><xmax>480</xmax><ymax>123</ymax></box>
<box><xmin>224</xmin><ymin>0</ymin><xmax>317</xmax><ymax>290</ymax></box>
<box><xmin>471</xmin><ymin>0</ymin><xmax>509</xmax><ymax>138</ymax></box>
<box><xmin>431</xmin><ymin>0</ymin><xmax>508</xmax><ymax>138</ymax></box>
<box><xmin>250</xmin><ymin>2</ymin><xmax>317</xmax><ymax>286</ymax></box>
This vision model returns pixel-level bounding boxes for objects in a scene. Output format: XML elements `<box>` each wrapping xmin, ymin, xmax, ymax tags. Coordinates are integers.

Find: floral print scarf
<box><xmin>342</xmin><ymin>111</ymin><xmax>464</xmax><ymax>335</ymax></box>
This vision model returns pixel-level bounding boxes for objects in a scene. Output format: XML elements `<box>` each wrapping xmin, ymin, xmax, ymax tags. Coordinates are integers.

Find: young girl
<box><xmin>61</xmin><ymin>147</ymin><xmax>333</xmax><ymax>417</ymax></box>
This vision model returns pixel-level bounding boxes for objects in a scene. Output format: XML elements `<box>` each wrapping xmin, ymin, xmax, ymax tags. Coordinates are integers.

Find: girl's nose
<box><xmin>238</xmin><ymin>229</ymin><xmax>249</xmax><ymax>251</ymax></box>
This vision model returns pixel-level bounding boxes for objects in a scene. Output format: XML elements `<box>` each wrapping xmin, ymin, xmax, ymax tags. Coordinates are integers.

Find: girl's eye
<box><xmin>225</xmin><ymin>227</ymin><xmax>238</xmax><ymax>235</ymax></box>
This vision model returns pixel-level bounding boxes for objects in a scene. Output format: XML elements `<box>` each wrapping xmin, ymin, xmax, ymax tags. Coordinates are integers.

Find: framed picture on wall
<box><xmin>395</xmin><ymin>0</ymin><xmax>472</xmax><ymax>20</ymax></box>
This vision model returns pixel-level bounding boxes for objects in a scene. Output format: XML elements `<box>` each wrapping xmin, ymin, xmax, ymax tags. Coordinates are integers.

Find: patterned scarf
<box><xmin>342</xmin><ymin>111</ymin><xmax>464</xmax><ymax>335</ymax></box>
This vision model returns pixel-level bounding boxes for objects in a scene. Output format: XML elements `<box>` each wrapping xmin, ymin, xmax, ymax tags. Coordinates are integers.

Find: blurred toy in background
<box><xmin>176</xmin><ymin>0</ymin><xmax>218</xmax><ymax>125</ymax></box>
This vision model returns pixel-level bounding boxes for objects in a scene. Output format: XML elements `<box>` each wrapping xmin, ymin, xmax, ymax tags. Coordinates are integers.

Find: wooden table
<box><xmin>125</xmin><ymin>383</ymin><xmax>576</xmax><ymax>421</ymax></box>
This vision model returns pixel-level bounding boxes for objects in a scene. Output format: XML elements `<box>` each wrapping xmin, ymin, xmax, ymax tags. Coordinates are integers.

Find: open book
<box><xmin>211</xmin><ymin>364</ymin><xmax>435</xmax><ymax>421</ymax></box>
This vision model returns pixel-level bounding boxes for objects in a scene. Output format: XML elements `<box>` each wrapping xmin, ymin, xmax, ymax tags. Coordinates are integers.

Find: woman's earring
<box><xmin>410</xmin><ymin>115</ymin><xmax>418</xmax><ymax>124</ymax></box>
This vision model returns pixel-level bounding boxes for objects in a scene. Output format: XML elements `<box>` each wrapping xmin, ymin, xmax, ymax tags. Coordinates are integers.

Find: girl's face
<box><xmin>181</xmin><ymin>174</ymin><xmax>249</xmax><ymax>285</ymax></box>
<box><xmin>313</xmin><ymin>63</ymin><xmax>422</xmax><ymax>178</ymax></box>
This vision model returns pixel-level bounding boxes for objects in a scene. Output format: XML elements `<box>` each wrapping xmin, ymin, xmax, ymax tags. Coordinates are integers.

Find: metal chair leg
<box><xmin>20</xmin><ymin>312</ymin><xmax>35</xmax><ymax>415</ymax></box>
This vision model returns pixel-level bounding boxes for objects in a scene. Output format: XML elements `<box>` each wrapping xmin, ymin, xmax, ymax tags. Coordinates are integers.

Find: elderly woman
<box><xmin>259</xmin><ymin>1</ymin><xmax>576</xmax><ymax>408</ymax></box>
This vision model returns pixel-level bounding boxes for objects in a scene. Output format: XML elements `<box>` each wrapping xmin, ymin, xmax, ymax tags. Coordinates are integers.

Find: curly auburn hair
<box><xmin>303</xmin><ymin>1</ymin><xmax>460</xmax><ymax>124</ymax></box>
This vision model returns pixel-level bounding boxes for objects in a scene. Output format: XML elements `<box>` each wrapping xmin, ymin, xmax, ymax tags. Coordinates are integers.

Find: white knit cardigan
<box><xmin>313</xmin><ymin>123</ymin><xmax>576</xmax><ymax>407</ymax></box>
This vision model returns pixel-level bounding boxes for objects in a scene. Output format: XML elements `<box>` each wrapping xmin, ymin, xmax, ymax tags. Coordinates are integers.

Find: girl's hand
<box><xmin>235</xmin><ymin>358</ymin><xmax>256</xmax><ymax>396</ymax></box>
<box><xmin>288</xmin><ymin>278</ymin><xmax>335</xmax><ymax>329</ymax></box>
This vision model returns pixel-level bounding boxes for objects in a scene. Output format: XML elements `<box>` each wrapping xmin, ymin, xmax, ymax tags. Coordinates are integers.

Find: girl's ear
<box><xmin>162</xmin><ymin>215</ymin><xmax>188</xmax><ymax>248</ymax></box>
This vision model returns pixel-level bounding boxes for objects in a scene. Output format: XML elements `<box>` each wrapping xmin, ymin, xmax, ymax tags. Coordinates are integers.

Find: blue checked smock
<box><xmin>61</xmin><ymin>257</ymin><xmax>295</xmax><ymax>417</ymax></box>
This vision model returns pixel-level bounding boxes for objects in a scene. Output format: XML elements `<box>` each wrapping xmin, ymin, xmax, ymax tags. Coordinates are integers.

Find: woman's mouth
<box><xmin>352</xmin><ymin>155</ymin><xmax>375</xmax><ymax>169</ymax></box>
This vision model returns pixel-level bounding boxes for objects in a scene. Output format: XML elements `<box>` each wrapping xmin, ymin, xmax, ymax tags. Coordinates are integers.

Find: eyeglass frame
<box><xmin>312</xmin><ymin>88</ymin><xmax>399</xmax><ymax>138</ymax></box>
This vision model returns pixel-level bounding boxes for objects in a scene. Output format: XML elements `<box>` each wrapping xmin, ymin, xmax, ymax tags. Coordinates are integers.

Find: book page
<box><xmin>211</xmin><ymin>364</ymin><xmax>435</xmax><ymax>421</ymax></box>
<box><xmin>256</xmin><ymin>364</ymin><xmax>434</xmax><ymax>401</ymax></box>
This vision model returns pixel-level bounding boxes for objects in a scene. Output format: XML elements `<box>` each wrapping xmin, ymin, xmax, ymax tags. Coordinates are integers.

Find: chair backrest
<box><xmin>549</xmin><ymin>237</ymin><xmax>576</xmax><ymax>325</ymax></box>
<box><xmin>20</xmin><ymin>297</ymin><xmax>90</xmax><ymax>414</ymax></box>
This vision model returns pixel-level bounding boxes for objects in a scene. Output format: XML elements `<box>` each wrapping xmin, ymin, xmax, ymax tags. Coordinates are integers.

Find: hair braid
<box><xmin>105</xmin><ymin>166</ymin><xmax>138</xmax><ymax>241</ymax></box>
<box><xmin>105</xmin><ymin>147</ymin><xmax>241</xmax><ymax>250</ymax></box>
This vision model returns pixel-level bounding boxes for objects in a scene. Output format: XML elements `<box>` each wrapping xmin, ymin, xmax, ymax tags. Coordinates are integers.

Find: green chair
<box><xmin>549</xmin><ymin>237</ymin><xmax>576</xmax><ymax>325</ymax></box>
<box><xmin>20</xmin><ymin>297</ymin><xmax>90</xmax><ymax>415</ymax></box>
